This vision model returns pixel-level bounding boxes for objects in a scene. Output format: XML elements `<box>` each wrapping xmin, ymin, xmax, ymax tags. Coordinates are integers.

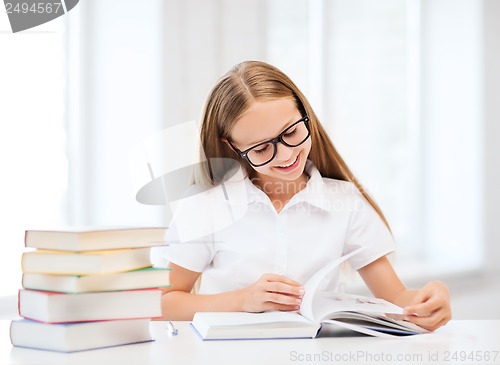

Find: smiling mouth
<box><xmin>276</xmin><ymin>154</ymin><xmax>299</xmax><ymax>169</ymax></box>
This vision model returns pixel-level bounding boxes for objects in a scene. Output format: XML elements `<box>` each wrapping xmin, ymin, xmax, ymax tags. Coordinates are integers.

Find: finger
<box><xmin>404</xmin><ymin>298</ymin><xmax>437</xmax><ymax>317</ymax></box>
<box><xmin>262</xmin><ymin>301</ymin><xmax>301</xmax><ymax>312</ymax></box>
<box><xmin>409</xmin><ymin>287</ymin><xmax>432</xmax><ymax>307</ymax></box>
<box><xmin>265</xmin><ymin>292</ymin><xmax>303</xmax><ymax>306</ymax></box>
<box><xmin>405</xmin><ymin>311</ymin><xmax>445</xmax><ymax>330</ymax></box>
<box><xmin>431</xmin><ymin>317</ymin><xmax>450</xmax><ymax>331</ymax></box>
<box><xmin>266</xmin><ymin>281</ymin><xmax>304</xmax><ymax>297</ymax></box>
<box><xmin>246</xmin><ymin>302</ymin><xmax>300</xmax><ymax>313</ymax></box>
<box><xmin>261</xmin><ymin>273</ymin><xmax>302</xmax><ymax>287</ymax></box>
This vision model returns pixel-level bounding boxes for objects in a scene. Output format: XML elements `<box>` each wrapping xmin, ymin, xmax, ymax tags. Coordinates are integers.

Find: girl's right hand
<box><xmin>237</xmin><ymin>273</ymin><xmax>305</xmax><ymax>313</ymax></box>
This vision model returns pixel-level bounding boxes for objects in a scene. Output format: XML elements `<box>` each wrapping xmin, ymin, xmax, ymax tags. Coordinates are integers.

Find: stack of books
<box><xmin>10</xmin><ymin>227</ymin><xmax>169</xmax><ymax>352</ymax></box>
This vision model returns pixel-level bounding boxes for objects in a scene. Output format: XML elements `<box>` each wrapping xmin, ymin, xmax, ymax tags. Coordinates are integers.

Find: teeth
<box><xmin>277</xmin><ymin>156</ymin><xmax>298</xmax><ymax>168</ymax></box>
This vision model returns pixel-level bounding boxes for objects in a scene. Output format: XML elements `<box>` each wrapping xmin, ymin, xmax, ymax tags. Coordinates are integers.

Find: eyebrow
<box><xmin>241</xmin><ymin>116</ymin><xmax>301</xmax><ymax>148</ymax></box>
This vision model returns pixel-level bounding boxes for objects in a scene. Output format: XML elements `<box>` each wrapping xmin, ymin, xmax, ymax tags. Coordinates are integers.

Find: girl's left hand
<box><xmin>403</xmin><ymin>280</ymin><xmax>451</xmax><ymax>331</ymax></box>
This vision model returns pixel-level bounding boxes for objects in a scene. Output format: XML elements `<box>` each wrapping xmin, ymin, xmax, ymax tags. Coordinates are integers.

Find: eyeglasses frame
<box><xmin>227</xmin><ymin>116</ymin><xmax>311</xmax><ymax>167</ymax></box>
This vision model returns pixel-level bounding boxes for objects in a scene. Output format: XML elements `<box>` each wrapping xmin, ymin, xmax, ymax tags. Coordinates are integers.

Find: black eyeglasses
<box><xmin>227</xmin><ymin>116</ymin><xmax>310</xmax><ymax>167</ymax></box>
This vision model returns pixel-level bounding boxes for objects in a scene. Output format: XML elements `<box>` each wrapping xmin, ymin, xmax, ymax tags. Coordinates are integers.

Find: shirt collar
<box><xmin>284</xmin><ymin>160</ymin><xmax>332</xmax><ymax>212</ymax></box>
<box><xmin>223</xmin><ymin>160</ymin><xmax>332</xmax><ymax>212</ymax></box>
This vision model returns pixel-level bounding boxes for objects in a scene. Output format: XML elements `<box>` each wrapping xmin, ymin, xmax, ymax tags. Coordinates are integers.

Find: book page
<box><xmin>299</xmin><ymin>247</ymin><xmax>365</xmax><ymax>321</ymax></box>
<box><xmin>326</xmin><ymin>311</ymin><xmax>428</xmax><ymax>334</ymax></box>
<box><xmin>194</xmin><ymin>311</ymin><xmax>312</xmax><ymax>327</ymax></box>
<box><xmin>306</xmin><ymin>292</ymin><xmax>404</xmax><ymax>323</ymax></box>
<box><xmin>322</xmin><ymin>319</ymin><xmax>398</xmax><ymax>338</ymax></box>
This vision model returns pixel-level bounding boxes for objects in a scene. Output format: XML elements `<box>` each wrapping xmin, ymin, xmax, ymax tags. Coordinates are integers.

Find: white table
<box><xmin>1</xmin><ymin>320</ymin><xmax>500</xmax><ymax>365</ymax></box>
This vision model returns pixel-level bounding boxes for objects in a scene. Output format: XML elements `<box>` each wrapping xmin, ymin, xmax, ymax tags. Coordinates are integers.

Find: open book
<box><xmin>191</xmin><ymin>248</ymin><xmax>428</xmax><ymax>340</ymax></box>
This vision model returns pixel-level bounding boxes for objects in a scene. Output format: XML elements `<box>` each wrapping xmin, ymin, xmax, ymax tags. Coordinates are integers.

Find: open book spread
<box><xmin>191</xmin><ymin>248</ymin><xmax>428</xmax><ymax>340</ymax></box>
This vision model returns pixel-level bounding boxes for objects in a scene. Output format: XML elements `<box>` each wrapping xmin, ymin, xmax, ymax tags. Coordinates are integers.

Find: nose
<box><xmin>275</xmin><ymin>142</ymin><xmax>295</xmax><ymax>163</ymax></box>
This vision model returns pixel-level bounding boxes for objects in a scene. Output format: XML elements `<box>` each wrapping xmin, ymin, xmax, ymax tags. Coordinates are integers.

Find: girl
<box><xmin>158</xmin><ymin>60</ymin><xmax>451</xmax><ymax>331</ymax></box>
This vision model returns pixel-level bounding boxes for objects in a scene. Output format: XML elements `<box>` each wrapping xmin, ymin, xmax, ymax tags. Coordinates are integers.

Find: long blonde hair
<box><xmin>197</xmin><ymin>60</ymin><xmax>391</xmax><ymax>232</ymax></box>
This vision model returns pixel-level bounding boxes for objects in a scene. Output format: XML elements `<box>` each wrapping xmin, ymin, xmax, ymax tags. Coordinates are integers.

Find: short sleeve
<box><xmin>342</xmin><ymin>188</ymin><xmax>395</xmax><ymax>271</ymax></box>
<box><xmin>150</xmin><ymin>184</ymin><xmax>216</xmax><ymax>273</ymax></box>
<box><xmin>151</xmin><ymin>221</ymin><xmax>215</xmax><ymax>273</ymax></box>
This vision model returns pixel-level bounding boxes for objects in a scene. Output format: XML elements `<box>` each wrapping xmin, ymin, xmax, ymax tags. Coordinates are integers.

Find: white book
<box><xmin>10</xmin><ymin>319</ymin><xmax>153</xmax><ymax>352</ymax></box>
<box><xmin>191</xmin><ymin>248</ymin><xmax>428</xmax><ymax>340</ymax></box>
<box><xmin>25</xmin><ymin>227</ymin><xmax>167</xmax><ymax>252</ymax></box>
<box><xmin>191</xmin><ymin>293</ymin><xmax>428</xmax><ymax>340</ymax></box>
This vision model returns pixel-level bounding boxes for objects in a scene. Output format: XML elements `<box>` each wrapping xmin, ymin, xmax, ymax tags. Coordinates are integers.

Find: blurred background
<box><xmin>0</xmin><ymin>0</ymin><xmax>499</xmax><ymax>319</ymax></box>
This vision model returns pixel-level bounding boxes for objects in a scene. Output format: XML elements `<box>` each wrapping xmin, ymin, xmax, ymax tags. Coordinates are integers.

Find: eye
<box><xmin>253</xmin><ymin>144</ymin><xmax>270</xmax><ymax>154</ymax></box>
<box><xmin>284</xmin><ymin>128</ymin><xmax>297</xmax><ymax>138</ymax></box>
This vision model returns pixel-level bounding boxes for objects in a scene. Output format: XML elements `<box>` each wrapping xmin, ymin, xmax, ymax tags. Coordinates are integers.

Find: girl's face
<box><xmin>227</xmin><ymin>98</ymin><xmax>312</xmax><ymax>184</ymax></box>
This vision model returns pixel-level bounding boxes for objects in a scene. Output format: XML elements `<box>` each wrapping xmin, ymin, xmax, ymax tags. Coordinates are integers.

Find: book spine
<box><xmin>19</xmin><ymin>315</ymin><xmax>161</xmax><ymax>324</ymax></box>
<box><xmin>17</xmin><ymin>289</ymin><xmax>21</xmax><ymax>317</ymax></box>
<box><xmin>9</xmin><ymin>320</ymin><xmax>14</xmax><ymax>347</ymax></box>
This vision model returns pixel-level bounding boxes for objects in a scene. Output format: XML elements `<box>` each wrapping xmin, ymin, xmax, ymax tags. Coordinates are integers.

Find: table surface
<box><xmin>2</xmin><ymin>320</ymin><xmax>500</xmax><ymax>365</ymax></box>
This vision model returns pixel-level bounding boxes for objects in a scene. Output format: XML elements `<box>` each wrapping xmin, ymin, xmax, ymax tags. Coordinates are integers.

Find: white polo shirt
<box><xmin>154</xmin><ymin>160</ymin><xmax>395</xmax><ymax>294</ymax></box>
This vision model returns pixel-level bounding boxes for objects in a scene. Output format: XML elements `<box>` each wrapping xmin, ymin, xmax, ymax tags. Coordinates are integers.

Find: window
<box><xmin>267</xmin><ymin>0</ymin><xmax>417</xmax><ymax>259</ymax></box>
<box><xmin>0</xmin><ymin>16</ymin><xmax>67</xmax><ymax>295</ymax></box>
<box><xmin>266</xmin><ymin>0</ymin><xmax>482</xmax><ymax>274</ymax></box>
<box><xmin>1</xmin><ymin>0</ymin><xmax>483</xmax><ymax>298</ymax></box>
<box><xmin>159</xmin><ymin>0</ymin><xmax>483</xmax><ymax>275</ymax></box>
